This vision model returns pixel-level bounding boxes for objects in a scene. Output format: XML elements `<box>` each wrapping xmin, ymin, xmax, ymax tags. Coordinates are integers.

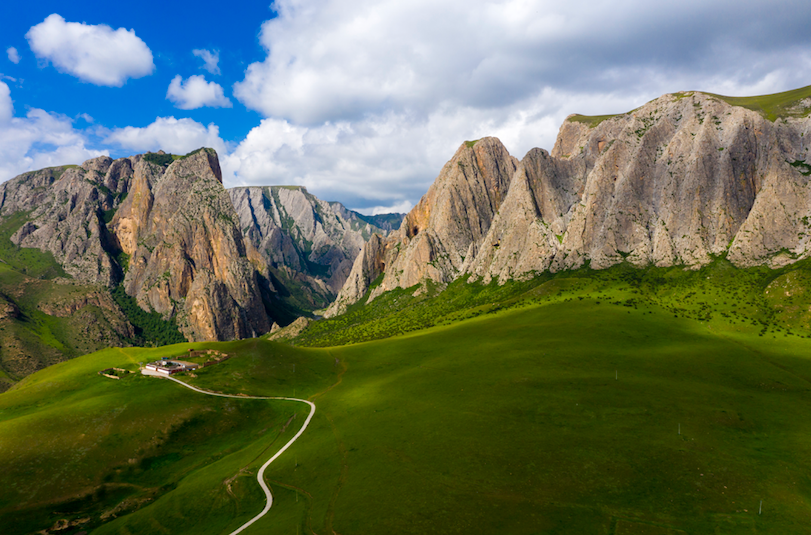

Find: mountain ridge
<box><xmin>327</xmin><ymin>85</ymin><xmax>811</xmax><ymax>316</ymax></box>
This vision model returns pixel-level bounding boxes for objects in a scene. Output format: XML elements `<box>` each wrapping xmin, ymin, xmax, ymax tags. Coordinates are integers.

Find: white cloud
<box><xmin>193</xmin><ymin>49</ymin><xmax>220</xmax><ymax>75</ymax></box>
<box><xmin>235</xmin><ymin>0</ymin><xmax>811</xmax><ymax>125</ymax></box>
<box><xmin>105</xmin><ymin>116</ymin><xmax>227</xmax><ymax>156</ymax></box>
<box><xmin>224</xmin><ymin>0</ymin><xmax>811</xmax><ymax>210</ymax></box>
<box><xmin>0</xmin><ymin>82</ymin><xmax>12</xmax><ymax>124</ymax></box>
<box><xmin>220</xmin><ymin>87</ymin><xmax>650</xmax><ymax>209</ymax></box>
<box><xmin>26</xmin><ymin>14</ymin><xmax>154</xmax><ymax>86</ymax></box>
<box><xmin>0</xmin><ymin>82</ymin><xmax>106</xmax><ymax>182</ymax></box>
<box><xmin>166</xmin><ymin>75</ymin><xmax>232</xmax><ymax>110</ymax></box>
<box><xmin>6</xmin><ymin>47</ymin><xmax>20</xmax><ymax>64</ymax></box>
<box><xmin>356</xmin><ymin>200</ymin><xmax>414</xmax><ymax>216</ymax></box>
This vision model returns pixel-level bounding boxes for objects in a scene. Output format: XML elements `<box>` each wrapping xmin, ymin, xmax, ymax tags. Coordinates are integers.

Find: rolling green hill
<box><xmin>3</xmin><ymin>268</ymin><xmax>811</xmax><ymax>533</ymax></box>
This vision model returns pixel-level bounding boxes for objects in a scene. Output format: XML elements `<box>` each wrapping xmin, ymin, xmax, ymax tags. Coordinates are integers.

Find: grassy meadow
<box><xmin>3</xmin><ymin>259</ymin><xmax>811</xmax><ymax>532</ymax></box>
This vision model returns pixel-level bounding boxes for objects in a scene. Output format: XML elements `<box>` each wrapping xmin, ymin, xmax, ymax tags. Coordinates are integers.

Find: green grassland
<box><xmin>3</xmin><ymin>262</ymin><xmax>811</xmax><ymax>533</ymax></box>
<box><xmin>0</xmin><ymin>340</ymin><xmax>338</xmax><ymax>535</ymax></box>
<box><xmin>708</xmin><ymin>85</ymin><xmax>811</xmax><ymax>122</ymax></box>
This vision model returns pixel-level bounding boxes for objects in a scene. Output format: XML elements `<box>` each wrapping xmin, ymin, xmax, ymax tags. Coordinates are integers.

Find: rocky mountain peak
<box><xmin>326</xmin><ymin>136</ymin><xmax>518</xmax><ymax>316</ymax></box>
<box><xmin>0</xmin><ymin>148</ymin><xmax>271</xmax><ymax>341</ymax></box>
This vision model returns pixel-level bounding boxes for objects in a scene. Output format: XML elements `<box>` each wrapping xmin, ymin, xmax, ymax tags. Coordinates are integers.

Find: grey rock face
<box><xmin>329</xmin><ymin>92</ymin><xmax>811</xmax><ymax>314</ymax></box>
<box><xmin>0</xmin><ymin>150</ymin><xmax>271</xmax><ymax>341</ymax></box>
<box><xmin>1</xmin><ymin>161</ymin><xmax>131</xmax><ymax>285</ymax></box>
<box><xmin>111</xmin><ymin>149</ymin><xmax>270</xmax><ymax>341</ymax></box>
<box><xmin>229</xmin><ymin>186</ymin><xmax>402</xmax><ymax>305</ymax></box>
<box><xmin>327</xmin><ymin>137</ymin><xmax>517</xmax><ymax>316</ymax></box>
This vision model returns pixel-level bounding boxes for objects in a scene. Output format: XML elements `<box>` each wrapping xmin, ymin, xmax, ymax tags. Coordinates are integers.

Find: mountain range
<box><xmin>327</xmin><ymin>87</ymin><xmax>811</xmax><ymax>315</ymax></box>
<box><xmin>0</xmin><ymin>150</ymin><xmax>402</xmax><ymax>385</ymax></box>
<box><xmin>3</xmin><ymin>85</ymin><xmax>811</xmax><ymax>383</ymax></box>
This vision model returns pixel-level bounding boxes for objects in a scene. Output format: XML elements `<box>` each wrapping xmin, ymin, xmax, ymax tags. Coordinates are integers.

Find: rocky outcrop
<box><xmin>229</xmin><ymin>186</ymin><xmax>402</xmax><ymax>306</ymax></box>
<box><xmin>267</xmin><ymin>316</ymin><xmax>312</xmax><ymax>342</ymax></box>
<box><xmin>327</xmin><ymin>137</ymin><xmax>517</xmax><ymax>316</ymax></box>
<box><xmin>1</xmin><ymin>158</ymin><xmax>129</xmax><ymax>285</ymax></box>
<box><xmin>111</xmin><ymin>149</ymin><xmax>270</xmax><ymax>341</ymax></box>
<box><xmin>0</xmin><ymin>149</ymin><xmax>272</xmax><ymax>341</ymax></box>
<box><xmin>329</xmin><ymin>89</ymin><xmax>811</xmax><ymax>314</ymax></box>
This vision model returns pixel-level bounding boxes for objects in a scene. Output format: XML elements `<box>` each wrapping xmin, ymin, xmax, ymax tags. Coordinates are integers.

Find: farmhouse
<box><xmin>143</xmin><ymin>359</ymin><xmax>199</xmax><ymax>376</ymax></box>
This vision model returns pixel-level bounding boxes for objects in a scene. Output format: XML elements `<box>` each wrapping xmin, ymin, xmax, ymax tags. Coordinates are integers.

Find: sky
<box><xmin>1</xmin><ymin>1</ymin><xmax>811</xmax><ymax>215</ymax></box>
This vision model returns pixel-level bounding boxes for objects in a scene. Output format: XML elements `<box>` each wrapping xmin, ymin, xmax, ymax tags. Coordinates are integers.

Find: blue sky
<box><xmin>2</xmin><ymin>2</ymin><xmax>271</xmax><ymax>138</ymax></box>
<box><xmin>2</xmin><ymin>1</ymin><xmax>811</xmax><ymax>214</ymax></box>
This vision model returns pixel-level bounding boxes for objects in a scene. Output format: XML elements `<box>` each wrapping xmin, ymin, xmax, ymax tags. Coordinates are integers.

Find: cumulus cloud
<box><xmin>221</xmin><ymin>87</ymin><xmax>645</xmax><ymax>210</ymax></box>
<box><xmin>166</xmin><ymin>75</ymin><xmax>232</xmax><ymax>109</ymax></box>
<box><xmin>193</xmin><ymin>49</ymin><xmax>220</xmax><ymax>75</ymax></box>
<box><xmin>0</xmin><ymin>82</ymin><xmax>106</xmax><ymax>182</ymax></box>
<box><xmin>105</xmin><ymin>116</ymin><xmax>227</xmax><ymax>156</ymax></box>
<box><xmin>234</xmin><ymin>0</ymin><xmax>811</xmax><ymax>126</ymax></box>
<box><xmin>224</xmin><ymin>0</ymin><xmax>811</xmax><ymax>209</ymax></box>
<box><xmin>26</xmin><ymin>14</ymin><xmax>154</xmax><ymax>86</ymax></box>
<box><xmin>6</xmin><ymin>47</ymin><xmax>20</xmax><ymax>64</ymax></box>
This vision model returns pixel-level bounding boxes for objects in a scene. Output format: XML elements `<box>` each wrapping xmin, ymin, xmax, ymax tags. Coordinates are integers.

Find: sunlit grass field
<box><xmin>3</xmin><ymin>265</ymin><xmax>811</xmax><ymax>533</ymax></box>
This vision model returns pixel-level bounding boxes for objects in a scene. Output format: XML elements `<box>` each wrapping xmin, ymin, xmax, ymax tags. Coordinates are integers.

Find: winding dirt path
<box><xmin>142</xmin><ymin>370</ymin><xmax>316</xmax><ymax>535</ymax></box>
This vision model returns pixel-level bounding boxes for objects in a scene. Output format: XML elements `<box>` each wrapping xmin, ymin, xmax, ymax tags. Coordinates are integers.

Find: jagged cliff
<box><xmin>229</xmin><ymin>186</ymin><xmax>401</xmax><ymax>309</ymax></box>
<box><xmin>0</xmin><ymin>148</ymin><xmax>404</xmax><ymax>344</ymax></box>
<box><xmin>110</xmin><ymin>149</ymin><xmax>270</xmax><ymax>341</ymax></box>
<box><xmin>0</xmin><ymin>149</ymin><xmax>270</xmax><ymax>341</ymax></box>
<box><xmin>328</xmin><ymin>88</ymin><xmax>811</xmax><ymax>316</ymax></box>
<box><xmin>327</xmin><ymin>137</ymin><xmax>517</xmax><ymax>315</ymax></box>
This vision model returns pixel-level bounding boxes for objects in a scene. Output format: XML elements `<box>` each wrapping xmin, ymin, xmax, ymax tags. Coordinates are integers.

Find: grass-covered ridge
<box><xmin>567</xmin><ymin>84</ymin><xmax>811</xmax><ymax>129</ymax></box>
<box><xmin>567</xmin><ymin>113</ymin><xmax>621</xmax><ymax>128</ymax></box>
<box><xmin>292</xmin><ymin>257</ymin><xmax>811</xmax><ymax>348</ymax></box>
<box><xmin>708</xmin><ymin>84</ymin><xmax>811</xmax><ymax>122</ymax></box>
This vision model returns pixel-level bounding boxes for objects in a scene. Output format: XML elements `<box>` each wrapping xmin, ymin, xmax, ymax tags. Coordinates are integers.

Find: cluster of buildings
<box><xmin>143</xmin><ymin>358</ymin><xmax>200</xmax><ymax>376</ymax></box>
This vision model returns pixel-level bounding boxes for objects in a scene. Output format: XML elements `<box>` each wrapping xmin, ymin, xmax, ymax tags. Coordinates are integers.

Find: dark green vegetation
<box><xmin>0</xmin><ymin>210</ymin><xmax>186</xmax><ymax>389</ymax></box>
<box><xmin>144</xmin><ymin>147</ymin><xmax>216</xmax><ymax>167</ymax></box>
<box><xmin>110</xmin><ymin>286</ymin><xmax>186</xmax><ymax>346</ymax></box>
<box><xmin>293</xmin><ymin>258</ymin><xmax>811</xmax><ymax>348</ymax></box>
<box><xmin>0</xmin><ymin>210</ymin><xmax>66</xmax><ymax>279</ymax></box>
<box><xmin>142</xmin><ymin>152</ymin><xmax>175</xmax><ymax>167</ymax></box>
<box><xmin>0</xmin><ymin>214</ymin><xmax>129</xmax><ymax>389</ymax></box>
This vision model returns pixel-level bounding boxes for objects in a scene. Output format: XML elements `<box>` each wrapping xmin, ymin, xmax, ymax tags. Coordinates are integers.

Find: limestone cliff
<box><xmin>327</xmin><ymin>137</ymin><xmax>517</xmax><ymax>316</ymax></box>
<box><xmin>1</xmin><ymin>158</ymin><xmax>131</xmax><ymax>285</ymax></box>
<box><xmin>0</xmin><ymin>149</ymin><xmax>271</xmax><ymax>341</ymax></box>
<box><xmin>229</xmin><ymin>186</ymin><xmax>402</xmax><ymax>308</ymax></box>
<box><xmin>111</xmin><ymin>149</ymin><xmax>270</xmax><ymax>341</ymax></box>
<box><xmin>329</xmin><ymin>88</ymin><xmax>811</xmax><ymax>315</ymax></box>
